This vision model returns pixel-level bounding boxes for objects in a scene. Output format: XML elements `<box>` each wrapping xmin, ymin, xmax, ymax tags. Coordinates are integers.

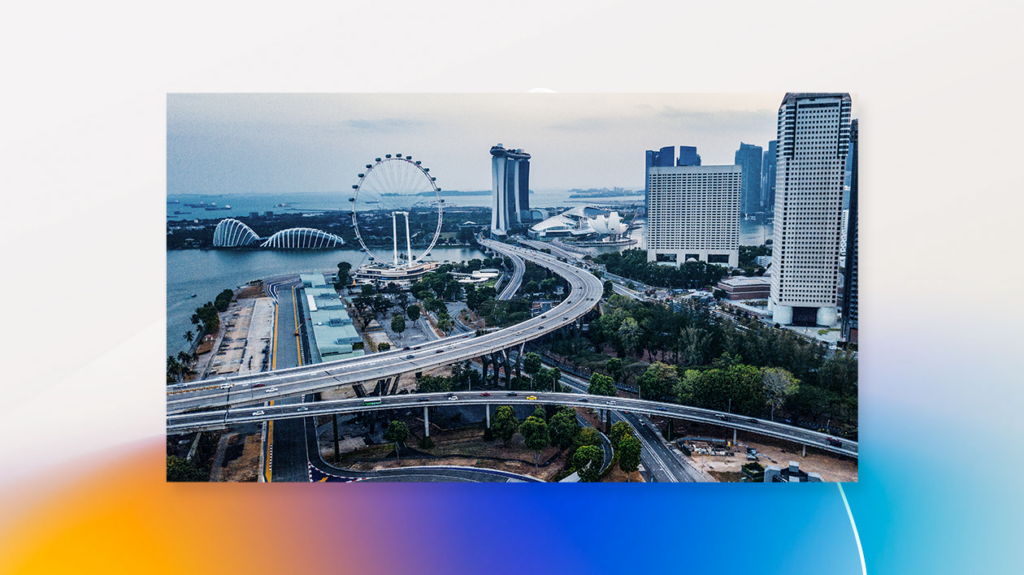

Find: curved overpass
<box><xmin>167</xmin><ymin>239</ymin><xmax>602</xmax><ymax>413</ymax></box>
<box><xmin>168</xmin><ymin>390</ymin><xmax>858</xmax><ymax>458</ymax></box>
<box><xmin>497</xmin><ymin>249</ymin><xmax>525</xmax><ymax>300</ymax></box>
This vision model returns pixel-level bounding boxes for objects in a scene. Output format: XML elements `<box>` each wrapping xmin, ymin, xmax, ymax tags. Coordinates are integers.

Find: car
<box><xmin>252</xmin><ymin>410</ymin><xmax>265</xmax><ymax>416</ymax></box>
<box><xmin>715</xmin><ymin>414</ymin><xmax>729</xmax><ymax>421</ymax></box>
<box><xmin>507</xmin><ymin>392</ymin><xmax>518</xmax><ymax>396</ymax></box>
<box><xmin>608</xmin><ymin>400</ymin><xmax>617</xmax><ymax>405</ymax></box>
<box><xmin>417</xmin><ymin>398</ymin><xmax>429</xmax><ymax>402</ymax></box>
<box><xmin>516</xmin><ymin>331</ymin><xmax>522</xmax><ymax>336</ymax></box>
<box><xmin>265</xmin><ymin>387</ymin><xmax>278</xmax><ymax>393</ymax></box>
<box><xmin>435</xmin><ymin>349</ymin><xmax>443</xmax><ymax>354</ymax></box>
<box><xmin>480</xmin><ymin>392</ymin><xmax>491</xmax><ymax>397</ymax></box>
<box><xmin>656</xmin><ymin>407</ymin><xmax>668</xmax><ymax>411</ymax></box>
<box><xmin>403</xmin><ymin>346</ymin><xmax>411</xmax><ymax>350</ymax></box>
<box><xmin>826</xmin><ymin>437</ymin><xmax>843</xmax><ymax>447</ymax></box>
<box><xmin>526</xmin><ymin>396</ymin><xmax>538</xmax><ymax>400</ymax></box>
<box><xmin>448</xmin><ymin>395</ymin><xmax>459</xmax><ymax>401</ymax></box>
<box><xmin>578</xmin><ymin>398</ymin><xmax>588</xmax><ymax>403</ymax></box>
<box><xmin>253</xmin><ymin>383</ymin><xmax>265</xmax><ymax>388</ymax></box>
<box><xmin>537</xmin><ymin>326</ymin><xmax>543</xmax><ymax>330</ymax></box>
<box><xmin>413</xmin><ymin>346</ymin><xmax>421</xmax><ymax>350</ymax></box>
<box><xmin>297</xmin><ymin>406</ymin><xmax>309</xmax><ymax>412</ymax></box>
<box><xmin>219</xmin><ymin>384</ymin><xmax>232</xmax><ymax>389</ymax></box>
<box><xmin>747</xmin><ymin>418</ymin><xmax>759</xmax><ymax>424</ymax></box>
<box><xmin>541</xmin><ymin>315</ymin><xmax>547</xmax><ymax>318</ymax></box>
<box><xmin>563</xmin><ymin>317</ymin><xmax>569</xmax><ymax>320</ymax></box>
<box><xmin>294</xmin><ymin>330</ymin><xmax>299</xmax><ymax>336</ymax></box>
<box><xmin>406</xmin><ymin>354</ymin><xmax>415</xmax><ymax>359</ymax></box>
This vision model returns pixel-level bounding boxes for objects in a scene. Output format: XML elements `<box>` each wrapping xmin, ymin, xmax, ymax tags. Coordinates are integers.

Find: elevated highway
<box><xmin>168</xmin><ymin>390</ymin><xmax>858</xmax><ymax>458</ymax></box>
<box><xmin>167</xmin><ymin>239</ymin><xmax>602</xmax><ymax>413</ymax></box>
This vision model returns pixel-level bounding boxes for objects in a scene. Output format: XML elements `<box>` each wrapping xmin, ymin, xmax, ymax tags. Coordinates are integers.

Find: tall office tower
<box><xmin>645</xmin><ymin>146</ymin><xmax>675</xmax><ymax>210</ymax></box>
<box><xmin>646</xmin><ymin>165</ymin><xmax>742</xmax><ymax>268</ymax></box>
<box><xmin>841</xmin><ymin>119</ymin><xmax>859</xmax><ymax>343</ymax></box>
<box><xmin>761</xmin><ymin>140</ymin><xmax>778</xmax><ymax>215</ymax></box>
<box><xmin>490</xmin><ymin>144</ymin><xmax>531</xmax><ymax>238</ymax></box>
<box><xmin>768</xmin><ymin>93</ymin><xmax>853</xmax><ymax>327</ymax></box>
<box><xmin>735</xmin><ymin>142</ymin><xmax>763</xmax><ymax>215</ymax></box>
<box><xmin>677</xmin><ymin>146</ymin><xmax>701</xmax><ymax>166</ymax></box>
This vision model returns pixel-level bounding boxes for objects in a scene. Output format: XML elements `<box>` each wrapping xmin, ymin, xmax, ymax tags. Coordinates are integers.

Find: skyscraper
<box><xmin>768</xmin><ymin>93</ymin><xmax>853</xmax><ymax>327</ymax></box>
<box><xmin>677</xmin><ymin>146</ymin><xmax>701</xmax><ymax>167</ymax></box>
<box><xmin>490</xmin><ymin>144</ymin><xmax>531</xmax><ymax>238</ymax></box>
<box><xmin>645</xmin><ymin>146</ymin><xmax>675</xmax><ymax>210</ymax></box>
<box><xmin>735</xmin><ymin>142</ymin><xmax>763</xmax><ymax>216</ymax></box>
<box><xmin>646</xmin><ymin>165</ymin><xmax>742</xmax><ymax>268</ymax></box>
<box><xmin>761</xmin><ymin>140</ymin><xmax>777</xmax><ymax>215</ymax></box>
<box><xmin>841</xmin><ymin>119</ymin><xmax>858</xmax><ymax>343</ymax></box>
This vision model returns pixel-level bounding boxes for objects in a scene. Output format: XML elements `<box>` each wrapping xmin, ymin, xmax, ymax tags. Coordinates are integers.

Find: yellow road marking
<box><xmin>265</xmin><ymin>411</ymin><xmax>273</xmax><ymax>483</ymax></box>
<box><xmin>292</xmin><ymin>285</ymin><xmax>303</xmax><ymax>367</ymax></box>
<box><xmin>272</xmin><ymin>292</ymin><xmax>279</xmax><ymax>371</ymax></box>
<box><xmin>318</xmin><ymin>477</ymin><xmax>328</xmax><ymax>483</ymax></box>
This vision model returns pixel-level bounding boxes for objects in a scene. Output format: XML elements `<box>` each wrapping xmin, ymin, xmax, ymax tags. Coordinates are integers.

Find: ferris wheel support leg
<box><xmin>405</xmin><ymin>212</ymin><xmax>412</xmax><ymax>264</ymax></box>
<box><xmin>393</xmin><ymin>212</ymin><xmax>399</xmax><ymax>267</ymax></box>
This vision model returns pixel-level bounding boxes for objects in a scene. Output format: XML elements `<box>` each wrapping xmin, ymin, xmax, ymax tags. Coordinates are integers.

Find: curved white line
<box><xmin>837</xmin><ymin>482</ymin><xmax>867</xmax><ymax>575</ymax></box>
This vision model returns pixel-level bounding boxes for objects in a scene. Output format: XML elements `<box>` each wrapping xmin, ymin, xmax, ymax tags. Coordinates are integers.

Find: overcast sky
<box><xmin>167</xmin><ymin>93</ymin><xmax>785</xmax><ymax>194</ymax></box>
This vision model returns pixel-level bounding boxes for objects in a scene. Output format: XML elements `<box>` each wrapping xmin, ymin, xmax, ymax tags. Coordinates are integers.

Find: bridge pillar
<box><xmin>802</xmin><ymin>444</ymin><xmax>806</xmax><ymax>457</ymax></box>
<box><xmin>499</xmin><ymin>349</ymin><xmax>511</xmax><ymax>386</ymax></box>
<box><xmin>514</xmin><ymin>342</ymin><xmax>525</xmax><ymax>380</ymax></box>
<box><xmin>424</xmin><ymin>406</ymin><xmax>430</xmax><ymax>437</ymax></box>
<box><xmin>733</xmin><ymin>428</ymin><xmax>737</xmax><ymax>446</ymax></box>
<box><xmin>486</xmin><ymin>404</ymin><xmax>491</xmax><ymax>428</ymax></box>
<box><xmin>332</xmin><ymin>414</ymin><xmax>340</xmax><ymax>460</ymax></box>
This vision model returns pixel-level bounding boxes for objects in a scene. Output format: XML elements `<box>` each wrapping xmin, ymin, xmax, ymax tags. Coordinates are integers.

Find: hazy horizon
<box><xmin>168</xmin><ymin>93</ymin><xmax>792</xmax><ymax>195</ymax></box>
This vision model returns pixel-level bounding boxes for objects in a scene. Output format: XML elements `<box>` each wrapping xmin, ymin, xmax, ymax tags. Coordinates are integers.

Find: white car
<box><xmin>252</xmin><ymin>410</ymin><xmax>265</xmax><ymax>416</ymax></box>
<box><xmin>265</xmin><ymin>387</ymin><xmax>278</xmax><ymax>393</ymax></box>
<box><xmin>219</xmin><ymin>384</ymin><xmax>232</xmax><ymax>389</ymax></box>
<box><xmin>448</xmin><ymin>395</ymin><xmax>459</xmax><ymax>401</ymax></box>
<box><xmin>297</xmin><ymin>406</ymin><xmax>309</xmax><ymax>412</ymax></box>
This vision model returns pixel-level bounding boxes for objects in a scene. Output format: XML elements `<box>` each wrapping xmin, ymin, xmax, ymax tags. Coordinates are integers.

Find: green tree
<box><xmin>522</xmin><ymin>352</ymin><xmax>542</xmax><ymax>378</ymax></box>
<box><xmin>384</xmin><ymin>420</ymin><xmax>409</xmax><ymax>459</ymax></box>
<box><xmin>679</xmin><ymin>326</ymin><xmax>711</xmax><ymax>367</ymax></box>
<box><xmin>616</xmin><ymin>316</ymin><xmax>640</xmax><ymax>357</ymax></box>
<box><xmin>336</xmin><ymin>261</ymin><xmax>352</xmax><ymax>287</ymax></box>
<box><xmin>436</xmin><ymin>313</ymin><xmax>454</xmax><ymax>335</ymax></box>
<box><xmin>549</xmin><ymin>408</ymin><xmax>579</xmax><ymax>449</ymax></box>
<box><xmin>377</xmin><ymin>342</ymin><xmax>390</xmax><ymax>352</ymax></box>
<box><xmin>183</xmin><ymin>330</ymin><xmax>194</xmax><ymax>344</ymax></box>
<box><xmin>603</xmin><ymin>280</ymin><xmax>614</xmax><ymax>298</ymax></box>
<box><xmin>407</xmin><ymin>304</ymin><xmax>421</xmax><ymax>322</ymax></box>
<box><xmin>609</xmin><ymin>420</ymin><xmax>634</xmax><ymax>448</ymax></box>
<box><xmin>605</xmin><ymin>357</ymin><xmax>624</xmax><ymax>383</ymax></box>
<box><xmin>519</xmin><ymin>415</ymin><xmax>550</xmax><ymax>469</ymax></box>
<box><xmin>416</xmin><ymin>375</ymin><xmax>452</xmax><ymax>394</ymax></box>
<box><xmin>588</xmin><ymin>373</ymin><xmax>617</xmax><ymax>397</ymax></box>
<box><xmin>549</xmin><ymin>367</ymin><xmax>562</xmax><ymax>392</ymax></box>
<box><xmin>531</xmin><ymin>406</ymin><xmax>547</xmax><ymax>421</ymax></box>
<box><xmin>167</xmin><ymin>455</ymin><xmax>206</xmax><ymax>482</ymax></box>
<box><xmin>361</xmin><ymin>284</ymin><xmax>376</xmax><ymax>297</ymax></box>
<box><xmin>391</xmin><ymin>314</ymin><xmax>406</xmax><ymax>338</ymax></box>
<box><xmin>573</xmin><ymin>445</ymin><xmax>604</xmax><ymax>482</ymax></box>
<box><xmin>214</xmin><ymin>289</ymin><xmax>234</xmax><ymax>312</ymax></box>
<box><xmin>617</xmin><ymin>434</ymin><xmax>642</xmax><ymax>481</ymax></box>
<box><xmin>492</xmin><ymin>405</ymin><xmax>520</xmax><ymax>447</ymax></box>
<box><xmin>636</xmin><ymin>361</ymin><xmax>678</xmax><ymax>401</ymax></box>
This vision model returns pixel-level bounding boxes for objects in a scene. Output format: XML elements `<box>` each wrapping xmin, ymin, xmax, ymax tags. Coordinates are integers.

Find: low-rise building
<box><xmin>716</xmin><ymin>276</ymin><xmax>771</xmax><ymax>300</ymax></box>
<box><xmin>764</xmin><ymin>461</ymin><xmax>823</xmax><ymax>483</ymax></box>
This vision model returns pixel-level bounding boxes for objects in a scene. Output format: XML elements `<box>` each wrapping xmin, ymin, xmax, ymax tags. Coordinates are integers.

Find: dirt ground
<box><xmin>339</xmin><ymin>425</ymin><xmax>569</xmax><ymax>481</ymax></box>
<box><xmin>688</xmin><ymin>439</ymin><xmax>857</xmax><ymax>482</ymax></box>
<box><xmin>212</xmin><ymin>432</ymin><xmax>261</xmax><ymax>482</ymax></box>
<box><xmin>235</xmin><ymin>284</ymin><xmax>266</xmax><ymax>299</ymax></box>
<box><xmin>601</xmin><ymin>466</ymin><xmax>645</xmax><ymax>483</ymax></box>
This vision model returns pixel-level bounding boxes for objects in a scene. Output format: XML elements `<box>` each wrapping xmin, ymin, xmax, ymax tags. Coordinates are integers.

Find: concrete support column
<box><xmin>486</xmin><ymin>404</ymin><xmax>491</xmax><ymax>428</ymax></box>
<box><xmin>733</xmin><ymin>428</ymin><xmax>737</xmax><ymax>446</ymax></box>
<box><xmin>332</xmin><ymin>414</ymin><xmax>340</xmax><ymax>460</ymax></box>
<box><xmin>424</xmin><ymin>406</ymin><xmax>430</xmax><ymax>437</ymax></box>
<box><xmin>802</xmin><ymin>444</ymin><xmax>806</xmax><ymax>457</ymax></box>
<box><xmin>514</xmin><ymin>342</ymin><xmax>525</xmax><ymax>380</ymax></box>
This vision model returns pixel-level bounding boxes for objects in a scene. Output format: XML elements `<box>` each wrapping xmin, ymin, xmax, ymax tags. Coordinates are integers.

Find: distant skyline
<box><xmin>168</xmin><ymin>93</ymin><xmax>787</xmax><ymax>194</ymax></box>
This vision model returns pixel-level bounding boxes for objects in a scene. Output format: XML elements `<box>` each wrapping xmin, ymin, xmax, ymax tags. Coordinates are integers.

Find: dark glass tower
<box><xmin>841</xmin><ymin>120</ymin><xmax>859</xmax><ymax>343</ymax></box>
<box><xmin>677</xmin><ymin>146</ymin><xmax>701</xmax><ymax>167</ymax></box>
<box><xmin>762</xmin><ymin>140</ymin><xmax>778</xmax><ymax>214</ymax></box>
<box><xmin>735</xmin><ymin>142</ymin><xmax>763</xmax><ymax>215</ymax></box>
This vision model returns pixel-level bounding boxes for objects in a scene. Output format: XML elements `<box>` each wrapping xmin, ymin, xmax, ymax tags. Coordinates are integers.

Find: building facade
<box><xmin>761</xmin><ymin>140</ymin><xmax>778</xmax><ymax>216</ymax></box>
<box><xmin>646</xmin><ymin>165</ymin><xmax>742</xmax><ymax>268</ymax></box>
<box><xmin>677</xmin><ymin>146</ymin><xmax>701</xmax><ymax>167</ymax></box>
<box><xmin>768</xmin><ymin>93</ymin><xmax>853</xmax><ymax>327</ymax></box>
<box><xmin>841</xmin><ymin>119</ymin><xmax>859</xmax><ymax>343</ymax></box>
<box><xmin>490</xmin><ymin>144</ymin><xmax>531</xmax><ymax>238</ymax></box>
<box><xmin>735</xmin><ymin>142</ymin><xmax>763</xmax><ymax>216</ymax></box>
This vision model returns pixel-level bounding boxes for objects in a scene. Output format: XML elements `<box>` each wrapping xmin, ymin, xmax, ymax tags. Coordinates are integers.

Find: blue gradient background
<box><xmin>3</xmin><ymin>1</ymin><xmax>1023</xmax><ymax>574</ymax></box>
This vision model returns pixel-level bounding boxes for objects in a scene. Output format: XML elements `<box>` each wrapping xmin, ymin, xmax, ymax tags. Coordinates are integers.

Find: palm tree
<box><xmin>183</xmin><ymin>330</ymin><xmax>194</xmax><ymax>344</ymax></box>
<box><xmin>190</xmin><ymin>313</ymin><xmax>201</xmax><ymax>326</ymax></box>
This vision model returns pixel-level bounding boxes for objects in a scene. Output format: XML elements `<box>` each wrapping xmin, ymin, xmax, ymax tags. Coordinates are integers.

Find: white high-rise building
<box><xmin>768</xmin><ymin>93</ymin><xmax>853</xmax><ymax>327</ymax></box>
<box><xmin>646</xmin><ymin>165</ymin><xmax>742</xmax><ymax>268</ymax></box>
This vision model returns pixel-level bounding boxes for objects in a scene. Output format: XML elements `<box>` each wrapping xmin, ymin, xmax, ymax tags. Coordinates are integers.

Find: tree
<box><xmin>407</xmin><ymin>304</ymin><xmax>421</xmax><ymax>322</ymax></box>
<box><xmin>572</xmin><ymin>445</ymin><xmax>604</xmax><ymax>482</ymax></box>
<box><xmin>603</xmin><ymin>280</ymin><xmax>614</xmax><ymax>298</ymax></box>
<box><xmin>524</xmin><ymin>280</ymin><xmax>540</xmax><ymax>294</ymax></box>
<box><xmin>522</xmin><ymin>352</ymin><xmax>542</xmax><ymax>378</ymax></box>
<box><xmin>416</xmin><ymin>375</ymin><xmax>452</xmax><ymax>394</ymax></box>
<box><xmin>167</xmin><ymin>455</ymin><xmax>206</xmax><ymax>482</ymax></box>
<box><xmin>377</xmin><ymin>342</ymin><xmax>390</xmax><ymax>352</ymax></box>
<box><xmin>609</xmin><ymin>420</ymin><xmax>634</xmax><ymax>448</ymax></box>
<box><xmin>361</xmin><ymin>284</ymin><xmax>376</xmax><ymax>297</ymax></box>
<box><xmin>616</xmin><ymin>316</ymin><xmax>640</xmax><ymax>357</ymax></box>
<box><xmin>617</xmin><ymin>434</ymin><xmax>642</xmax><ymax>481</ymax></box>
<box><xmin>391</xmin><ymin>314</ymin><xmax>406</xmax><ymax>338</ymax></box>
<box><xmin>491</xmin><ymin>405</ymin><xmax>520</xmax><ymax>447</ymax></box>
<box><xmin>519</xmin><ymin>415</ymin><xmax>550</xmax><ymax>469</ymax></box>
<box><xmin>549</xmin><ymin>408</ymin><xmax>579</xmax><ymax>449</ymax></box>
<box><xmin>336</xmin><ymin>261</ymin><xmax>352</xmax><ymax>288</ymax></box>
<box><xmin>436</xmin><ymin>314</ymin><xmax>454</xmax><ymax>335</ymax></box>
<box><xmin>531</xmin><ymin>406</ymin><xmax>547</xmax><ymax>421</ymax></box>
<box><xmin>762</xmin><ymin>367</ymin><xmax>799</xmax><ymax>421</ymax></box>
<box><xmin>605</xmin><ymin>357</ymin><xmax>623</xmax><ymax>383</ymax></box>
<box><xmin>679</xmin><ymin>326</ymin><xmax>711</xmax><ymax>367</ymax></box>
<box><xmin>588</xmin><ymin>373</ymin><xmax>617</xmax><ymax>397</ymax></box>
<box><xmin>636</xmin><ymin>362</ymin><xmax>678</xmax><ymax>402</ymax></box>
<box><xmin>183</xmin><ymin>330</ymin><xmax>194</xmax><ymax>344</ymax></box>
<box><xmin>371</xmin><ymin>295</ymin><xmax>391</xmax><ymax>318</ymax></box>
<box><xmin>549</xmin><ymin>367</ymin><xmax>562</xmax><ymax>392</ymax></box>
<box><xmin>384</xmin><ymin>420</ymin><xmax>409</xmax><ymax>459</ymax></box>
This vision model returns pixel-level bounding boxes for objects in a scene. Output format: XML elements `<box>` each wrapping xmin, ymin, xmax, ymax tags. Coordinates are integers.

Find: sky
<box><xmin>167</xmin><ymin>93</ymin><xmax>785</xmax><ymax>194</ymax></box>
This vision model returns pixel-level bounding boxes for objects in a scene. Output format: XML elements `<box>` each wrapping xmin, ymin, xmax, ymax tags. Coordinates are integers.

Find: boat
<box><xmin>190</xmin><ymin>293</ymin><xmax>197</xmax><ymax>298</ymax></box>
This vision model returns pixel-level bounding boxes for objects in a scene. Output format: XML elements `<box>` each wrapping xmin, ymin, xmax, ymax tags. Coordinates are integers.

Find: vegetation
<box><xmin>335</xmin><ymin>261</ymin><xmax>352</xmax><ymax>288</ymax></box>
<box><xmin>214</xmin><ymin>289</ymin><xmax>234</xmax><ymax>312</ymax></box>
<box><xmin>617</xmin><ymin>434</ymin><xmax>642</xmax><ymax>480</ymax></box>
<box><xmin>572</xmin><ymin>445</ymin><xmax>604</xmax><ymax>482</ymax></box>
<box><xmin>391</xmin><ymin>314</ymin><xmax>406</xmax><ymax>337</ymax></box>
<box><xmin>407</xmin><ymin>304</ymin><xmax>421</xmax><ymax>322</ymax></box>
<box><xmin>491</xmin><ymin>406</ymin><xmax>520</xmax><ymax>447</ymax></box>
<box><xmin>519</xmin><ymin>414</ymin><xmax>550</xmax><ymax>469</ymax></box>
<box><xmin>166</xmin><ymin>455</ymin><xmax>206</xmax><ymax>482</ymax></box>
<box><xmin>594</xmin><ymin>249</ymin><xmax>728</xmax><ymax>290</ymax></box>
<box><xmin>384</xmin><ymin>420</ymin><xmax>409</xmax><ymax>459</ymax></box>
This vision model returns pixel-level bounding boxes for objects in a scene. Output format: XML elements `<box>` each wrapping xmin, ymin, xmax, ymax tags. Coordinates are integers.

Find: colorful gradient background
<box><xmin>2</xmin><ymin>2</ymin><xmax>1022</xmax><ymax>574</ymax></box>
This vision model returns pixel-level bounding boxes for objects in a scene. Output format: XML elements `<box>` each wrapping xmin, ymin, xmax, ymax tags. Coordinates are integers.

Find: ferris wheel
<box><xmin>350</xmin><ymin>154</ymin><xmax>444</xmax><ymax>268</ymax></box>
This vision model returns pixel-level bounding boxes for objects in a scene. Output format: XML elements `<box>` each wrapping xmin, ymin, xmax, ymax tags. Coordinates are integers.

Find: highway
<box><xmin>497</xmin><ymin>249</ymin><xmax>525</xmax><ymax>300</ymax></box>
<box><xmin>166</xmin><ymin>239</ymin><xmax>603</xmax><ymax>413</ymax></box>
<box><xmin>169</xmin><ymin>390</ymin><xmax>858</xmax><ymax>458</ymax></box>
